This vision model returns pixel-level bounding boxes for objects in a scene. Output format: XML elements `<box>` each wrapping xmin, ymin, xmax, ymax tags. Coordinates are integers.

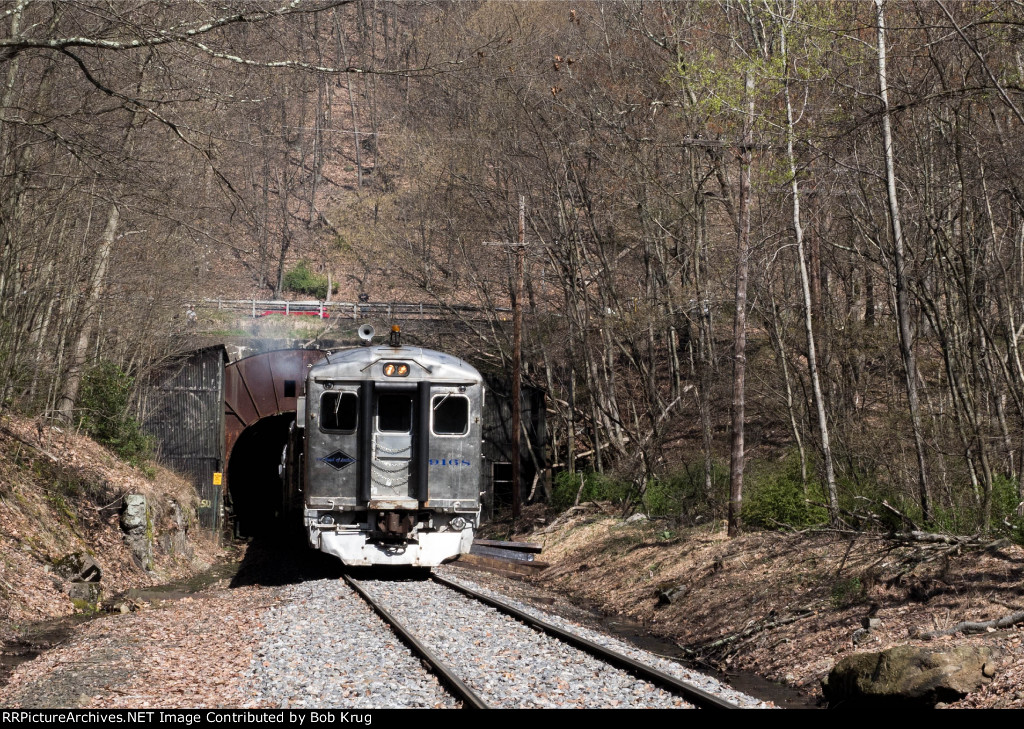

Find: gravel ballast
<box><xmin>240</xmin><ymin>579</ymin><xmax>459</xmax><ymax>709</ymax></box>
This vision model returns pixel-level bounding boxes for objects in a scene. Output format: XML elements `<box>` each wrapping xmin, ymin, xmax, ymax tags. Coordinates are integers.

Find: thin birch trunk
<box><xmin>875</xmin><ymin>0</ymin><xmax>932</xmax><ymax>523</ymax></box>
<box><xmin>769</xmin><ymin>294</ymin><xmax>808</xmax><ymax>490</ymax></box>
<box><xmin>782</xmin><ymin>19</ymin><xmax>839</xmax><ymax>520</ymax></box>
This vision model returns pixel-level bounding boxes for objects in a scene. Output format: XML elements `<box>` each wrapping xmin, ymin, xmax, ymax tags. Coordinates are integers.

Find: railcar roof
<box><xmin>309</xmin><ymin>345</ymin><xmax>483</xmax><ymax>382</ymax></box>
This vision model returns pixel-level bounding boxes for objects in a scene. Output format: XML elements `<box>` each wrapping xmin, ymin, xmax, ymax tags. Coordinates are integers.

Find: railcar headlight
<box><xmin>451</xmin><ymin>516</ymin><xmax>467</xmax><ymax>531</ymax></box>
<box><xmin>383</xmin><ymin>362</ymin><xmax>410</xmax><ymax>377</ymax></box>
<box><xmin>319</xmin><ymin>514</ymin><xmax>335</xmax><ymax>525</ymax></box>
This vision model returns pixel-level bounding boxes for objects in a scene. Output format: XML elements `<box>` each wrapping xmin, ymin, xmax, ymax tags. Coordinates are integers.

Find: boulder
<box><xmin>656</xmin><ymin>582</ymin><xmax>689</xmax><ymax>605</ymax></box>
<box><xmin>68</xmin><ymin>581</ymin><xmax>102</xmax><ymax>604</ymax></box>
<box><xmin>822</xmin><ymin>643</ymin><xmax>998</xmax><ymax>707</ymax></box>
<box><xmin>52</xmin><ymin>552</ymin><xmax>102</xmax><ymax>582</ymax></box>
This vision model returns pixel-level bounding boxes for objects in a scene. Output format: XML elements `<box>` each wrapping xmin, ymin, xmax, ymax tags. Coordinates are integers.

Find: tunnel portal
<box><xmin>224</xmin><ymin>348</ymin><xmax>327</xmax><ymax>537</ymax></box>
<box><xmin>145</xmin><ymin>344</ymin><xmax>542</xmax><ymax>537</ymax></box>
<box><xmin>226</xmin><ymin>412</ymin><xmax>294</xmax><ymax>537</ymax></box>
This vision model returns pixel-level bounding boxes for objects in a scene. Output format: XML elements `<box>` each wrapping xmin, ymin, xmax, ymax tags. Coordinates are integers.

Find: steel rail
<box><xmin>431</xmin><ymin>573</ymin><xmax>737</xmax><ymax>710</ymax></box>
<box><xmin>343</xmin><ymin>575</ymin><xmax>489</xmax><ymax>710</ymax></box>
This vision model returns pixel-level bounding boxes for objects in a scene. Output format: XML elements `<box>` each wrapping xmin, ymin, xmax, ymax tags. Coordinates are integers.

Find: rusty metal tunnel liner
<box><xmin>224</xmin><ymin>348</ymin><xmax>329</xmax><ymax>461</ymax></box>
<box><xmin>223</xmin><ymin>348</ymin><xmax>329</xmax><ymax>536</ymax></box>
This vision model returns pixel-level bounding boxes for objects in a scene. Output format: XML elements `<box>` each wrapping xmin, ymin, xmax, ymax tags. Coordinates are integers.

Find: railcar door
<box><xmin>306</xmin><ymin>386</ymin><xmax>361</xmax><ymax>505</ymax></box>
<box><xmin>370</xmin><ymin>389</ymin><xmax>417</xmax><ymax>507</ymax></box>
<box><xmin>427</xmin><ymin>385</ymin><xmax>482</xmax><ymax>508</ymax></box>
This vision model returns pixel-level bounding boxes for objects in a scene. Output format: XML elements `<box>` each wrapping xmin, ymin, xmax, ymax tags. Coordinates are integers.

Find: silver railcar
<box><xmin>288</xmin><ymin>333</ymin><xmax>483</xmax><ymax>566</ymax></box>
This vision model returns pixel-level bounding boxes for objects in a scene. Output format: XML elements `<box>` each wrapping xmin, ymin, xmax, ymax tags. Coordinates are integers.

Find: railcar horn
<box><xmin>357</xmin><ymin>323</ymin><xmax>375</xmax><ymax>343</ymax></box>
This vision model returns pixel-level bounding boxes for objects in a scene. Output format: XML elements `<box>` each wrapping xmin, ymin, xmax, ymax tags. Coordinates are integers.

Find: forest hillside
<box><xmin>2</xmin><ymin>1</ymin><xmax>1024</xmax><ymax>536</ymax></box>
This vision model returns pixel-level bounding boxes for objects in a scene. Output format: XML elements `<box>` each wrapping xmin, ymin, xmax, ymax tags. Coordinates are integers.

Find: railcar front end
<box><xmin>293</xmin><ymin>342</ymin><xmax>483</xmax><ymax>567</ymax></box>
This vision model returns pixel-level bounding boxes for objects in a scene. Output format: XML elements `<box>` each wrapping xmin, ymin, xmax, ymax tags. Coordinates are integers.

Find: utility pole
<box><xmin>485</xmin><ymin>195</ymin><xmax>527</xmax><ymax>519</ymax></box>
<box><xmin>512</xmin><ymin>196</ymin><xmax>525</xmax><ymax>519</ymax></box>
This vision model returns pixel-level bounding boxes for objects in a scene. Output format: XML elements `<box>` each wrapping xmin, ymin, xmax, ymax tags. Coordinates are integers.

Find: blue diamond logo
<box><xmin>319</xmin><ymin>450</ymin><xmax>356</xmax><ymax>470</ymax></box>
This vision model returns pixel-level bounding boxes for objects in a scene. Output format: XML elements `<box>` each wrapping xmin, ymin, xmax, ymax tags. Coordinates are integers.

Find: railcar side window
<box><xmin>432</xmin><ymin>394</ymin><xmax>469</xmax><ymax>436</ymax></box>
<box><xmin>320</xmin><ymin>392</ymin><xmax>358</xmax><ymax>431</ymax></box>
<box><xmin>377</xmin><ymin>393</ymin><xmax>413</xmax><ymax>433</ymax></box>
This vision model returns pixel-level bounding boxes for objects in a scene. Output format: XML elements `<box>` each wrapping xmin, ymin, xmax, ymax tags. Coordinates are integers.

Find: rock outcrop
<box><xmin>120</xmin><ymin>494</ymin><xmax>153</xmax><ymax>572</ymax></box>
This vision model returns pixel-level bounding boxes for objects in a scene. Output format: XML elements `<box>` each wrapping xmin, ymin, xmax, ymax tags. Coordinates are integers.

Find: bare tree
<box><xmin>874</xmin><ymin>0</ymin><xmax>932</xmax><ymax>523</ymax></box>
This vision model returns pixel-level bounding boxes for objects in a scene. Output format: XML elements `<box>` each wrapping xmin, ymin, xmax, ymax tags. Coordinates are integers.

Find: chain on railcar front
<box><xmin>285</xmin><ymin>326</ymin><xmax>484</xmax><ymax>567</ymax></box>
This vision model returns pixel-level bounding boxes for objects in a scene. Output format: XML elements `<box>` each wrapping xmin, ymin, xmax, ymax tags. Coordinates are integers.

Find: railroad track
<box><xmin>343</xmin><ymin>575</ymin><xmax>486</xmax><ymax>709</ymax></box>
<box><xmin>343</xmin><ymin>573</ymin><xmax>748</xmax><ymax>710</ymax></box>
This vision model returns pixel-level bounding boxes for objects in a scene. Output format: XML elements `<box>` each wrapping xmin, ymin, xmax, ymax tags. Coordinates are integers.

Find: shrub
<box><xmin>551</xmin><ymin>470</ymin><xmax>630</xmax><ymax>511</ymax></box>
<box><xmin>642</xmin><ymin>477</ymin><xmax>679</xmax><ymax>516</ymax></box>
<box><xmin>743</xmin><ymin>452</ymin><xmax>829</xmax><ymax>530</ymax></box>
<box><xmin>78</xmin><ymin>361</ymin><xmax>154</xmax><ymax>466</ymax></box>
<box><xmin>929</xmin><ymin>474</ymin><xmax>1024</xmax><ymax>537</ymax></box>
<box><xmin>833</xmin><ymin>462</ymin><xmax>926</xmax><ymax>532</ymax></box>
<box><xmin>283</xmin><ymin>260</ymin><xmax>337</xmax><ymax>300</ymax></box>
<box><xmin>992</xmin><ymin>474</ymin><xmax>1024</xmax><ymax>543</ymax></box>
<box><xmin>830</xmin><ymin>576</ymin><xmax>865</xmax><ymax>608</ymax></box>
<box><xmin>642</xmin><ymin>463</ymin><xmax>729</xmax><ymax>520</ymax></box>
<box><xmin>992</xmin><ymin>474</ymin><xmax>1022</xmax><ymax>520</ymax></box>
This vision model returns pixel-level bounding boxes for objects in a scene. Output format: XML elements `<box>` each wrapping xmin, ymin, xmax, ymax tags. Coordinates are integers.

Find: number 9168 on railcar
<box><xmin>283</xmin><ymin>327</ymin><xmax>484</xmax><ymax>567</ymax></box>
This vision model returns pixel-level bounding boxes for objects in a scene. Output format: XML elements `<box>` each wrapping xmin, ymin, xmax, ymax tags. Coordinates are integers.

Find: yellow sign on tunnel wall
<box><xmin>213</xmin><ymin>472</ymin><xmax>223</xmax><ymax>486</ymax></box>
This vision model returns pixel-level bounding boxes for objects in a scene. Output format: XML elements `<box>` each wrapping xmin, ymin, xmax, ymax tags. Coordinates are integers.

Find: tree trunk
<box><xmin>728</xmin><ymin>67</ymin><xmax>754</xmax><ymax>538</ymax></box>
<box><xmin>768</xmin><ymin>293</ymin><xmax>808</xmax><ymax>490</ymax></box>
<box><xmin>783</xmin><ymin>20</ymin><xmax>839</xmax><ymax>521</ymax></box>
<box><xmin>56</xmin><ymin>203</ymin><xmax>119</xmax><ymax>423</ymax></box>
<box><xmin>876</xmin><ymin>0</ymin><xmax>932</xmax><ymax>523</ymax></box>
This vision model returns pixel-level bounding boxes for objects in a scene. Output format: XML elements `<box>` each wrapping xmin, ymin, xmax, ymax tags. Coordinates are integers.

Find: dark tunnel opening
<box><xmin>226</xmin><ymin>413</ymin><xmax>295</xmax><ymax>539</ymax></box>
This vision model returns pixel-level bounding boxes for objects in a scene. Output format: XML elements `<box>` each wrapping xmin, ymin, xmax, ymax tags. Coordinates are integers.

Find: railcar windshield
<box><xmin>320</xmin><ymin>391</ymin><xmax>358</xmax><ymax>431</ymax></box>
<box><xmin>432</xmin><ymin>394</ymin><xmax>469</xmax><ymax>436</ymax></box>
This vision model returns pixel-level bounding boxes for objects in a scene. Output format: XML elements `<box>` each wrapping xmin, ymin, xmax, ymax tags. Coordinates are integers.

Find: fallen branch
<box><xmin>891</xmin><ymin>531</ymin><xmax>980</xmax><ymax>545</ymax></box>
<box><xmin>538</xmin><ymin>506</ymin><xmax>589</xmax><ymax>535</ymax></box>
<box><xmin>919</xmin><ymin>609</ymin><xmax>1024</xmax><ymax>639</ymax></box>
<box><xmin>880</xmin><ymin>498</ymin><xmax>920</xmax><ymax>532</ymax></box>
<box><xmin>587</xmin><ymin>500</ymin><xmax>617</xmax><ymax>516</ymax></box>
<box><xmin>807</xmin><ymin>524</ymin><xmax>1006</xmax><ymax>554</ymax></box>
<box><xmin>538</xmin><ymin>501</ymin><xmax>614</xmax><ymax>534</ymax></box>
<box><xmin>657</xmin><ymin>583</ymin><xmax>689</xmax><ymax>605</ymax></box>
<box><xmin>0</xmin><ymin>424</ymin><xmax>59</xmax><ymax>463</ymax></box>
<box><xmin>692</xmin><ymin>608</ymin><xmax>816</xmax><ymax>654</ymax></box>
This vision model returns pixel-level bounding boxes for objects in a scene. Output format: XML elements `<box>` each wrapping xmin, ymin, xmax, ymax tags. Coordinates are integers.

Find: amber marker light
<box><xmin>383</xmin><ymin>362</ymin><xmax>410</xmax><ymax>377</ymax></box>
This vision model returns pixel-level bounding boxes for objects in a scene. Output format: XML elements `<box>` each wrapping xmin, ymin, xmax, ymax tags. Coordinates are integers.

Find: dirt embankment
<box><xmin>513</xmin><ymin>503</ymin><xmax>1024</xmax><ymax>708</ymax></box>
<box><xmin>0</xmin><ymin>414</ymin><xmax>224</xmax><ymax>641</ymax></box>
